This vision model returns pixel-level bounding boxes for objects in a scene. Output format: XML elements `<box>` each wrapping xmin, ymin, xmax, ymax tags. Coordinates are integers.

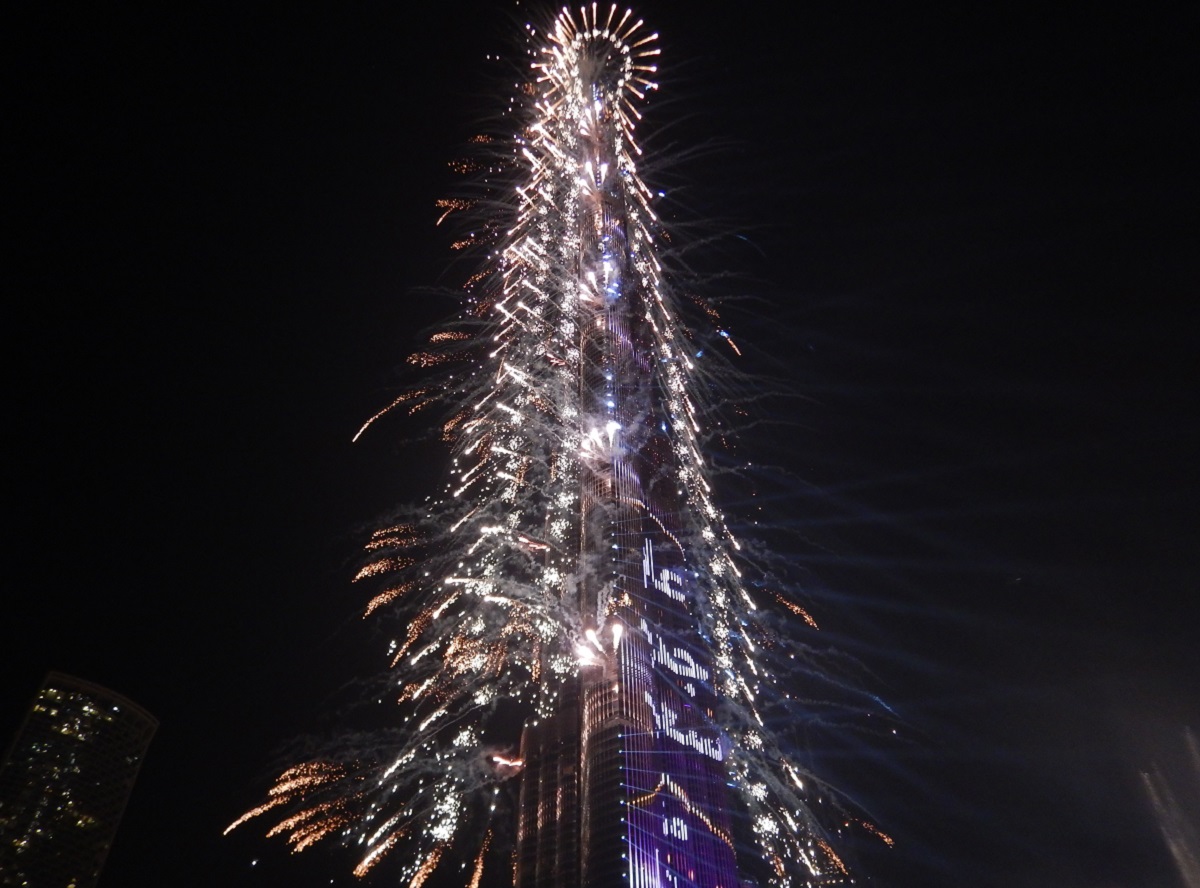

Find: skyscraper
<box><xmin>0</xmin><ymin>673</ymin><xmax>157</xmax><ymax>888</ymax></box>
<box><xmin>509</xmin><ymin>11</ymin><xmax>742</xmax><ymax>886</ymax></box>
<box><xmin>232</xmin><ymin>8</ymin><xmax>852</xmax><ymax>886</ymax></box>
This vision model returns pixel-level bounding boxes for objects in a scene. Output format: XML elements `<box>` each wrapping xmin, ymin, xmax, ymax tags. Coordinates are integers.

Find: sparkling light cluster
<box><xmin>229</xmin><ymin>6</ymin><xmax>882</xmax><ymax>885</ymax></box>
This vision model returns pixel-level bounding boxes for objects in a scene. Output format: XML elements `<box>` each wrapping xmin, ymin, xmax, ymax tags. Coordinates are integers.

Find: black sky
<box><xmin>5</xmin><ymin>3</ymin><xmax>1197</xmax><ymax>887</ymax></box>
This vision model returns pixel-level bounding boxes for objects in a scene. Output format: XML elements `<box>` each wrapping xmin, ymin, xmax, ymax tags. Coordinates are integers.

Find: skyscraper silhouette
<box><xmin>0</xmin><ymin>673</ymin><xmax>156</xmax><ymax>888</ymax></box>
<box><xmin>510</xmin><ymin>10</ymin><xmax>740</xmax><ymax>887</ymax></box>
<box><xmin>231</xmin><ymin>8</ymin><xmax>851</xmax><ymax>885</ymax></box>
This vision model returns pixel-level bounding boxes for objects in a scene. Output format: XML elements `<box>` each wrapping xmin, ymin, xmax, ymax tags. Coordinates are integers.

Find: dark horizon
<box><xmin>5</xmin><ymin>3</ymin><xmax>1196</xmax><ymax>886</ymax></box>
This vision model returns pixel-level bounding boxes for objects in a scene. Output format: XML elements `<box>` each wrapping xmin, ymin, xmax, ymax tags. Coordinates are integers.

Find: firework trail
<box><xmin>230</xmin><ymin>7</ymin><xmax>887</xmax><ymax>885</ymax></box>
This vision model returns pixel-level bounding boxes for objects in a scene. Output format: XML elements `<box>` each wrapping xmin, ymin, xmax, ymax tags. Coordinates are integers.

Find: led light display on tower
<box><xmin>230</xmin><ymin>7</ymin><xmax>862</xmax><ymax>887</ymax></box>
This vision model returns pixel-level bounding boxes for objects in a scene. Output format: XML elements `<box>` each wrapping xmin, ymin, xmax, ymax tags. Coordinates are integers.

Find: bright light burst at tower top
<box><xmin>229</xmin><ymin>5</ymin><xmax>888</xmax><ymax>885</ymax></box>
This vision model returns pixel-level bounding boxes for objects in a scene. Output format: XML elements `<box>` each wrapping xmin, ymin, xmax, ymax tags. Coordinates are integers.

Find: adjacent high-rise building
<box><xmin>0</xmin><ymin>672</ymin><xmax>157</xmax><ymax>888</ymax></box>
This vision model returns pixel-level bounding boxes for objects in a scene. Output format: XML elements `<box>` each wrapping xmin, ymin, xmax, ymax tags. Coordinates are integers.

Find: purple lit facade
<box><xmin>514</xmin><ymin>13</ymin><xmax>741</xmax><ymax>884</ymax></box>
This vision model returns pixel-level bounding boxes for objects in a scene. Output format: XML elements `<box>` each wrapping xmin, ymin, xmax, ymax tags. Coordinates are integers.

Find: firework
<box><xmin>230</xmin><ymin>7</ymin><xmax>879</xmax><ymax>885</ymax></box>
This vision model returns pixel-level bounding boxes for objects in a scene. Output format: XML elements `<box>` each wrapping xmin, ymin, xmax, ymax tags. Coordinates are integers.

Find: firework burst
<box><xmin>230</xmin><ymin>7</ymin><xmax>886</xmax><ymax>885</ymax></box>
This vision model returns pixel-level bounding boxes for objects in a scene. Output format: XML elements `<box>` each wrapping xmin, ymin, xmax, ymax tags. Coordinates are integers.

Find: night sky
<box><xmin>5</xmin><ymin>3</ymin><xmax>1196</xmax><ymax>887</ymax></box>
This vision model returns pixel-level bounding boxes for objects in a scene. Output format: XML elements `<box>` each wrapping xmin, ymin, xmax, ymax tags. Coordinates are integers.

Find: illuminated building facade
<box><xmin>0</xmin><ymin>672</ymin><xmax>157</xmax><ymax>888</ymax></box>
<box><xmin>229</xmin><ymin>8</ymin><xmax>854</xmax><ymax>885</ymax></box>
<box><xmin>513</xmin><ymin>10</ymin><xmax>740</xmax><ymax>888</ymax></box>
<box><xmin>516</xmin><ymin>542</ymin><xmax>741</xmax><ymax>888</ymax></box>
